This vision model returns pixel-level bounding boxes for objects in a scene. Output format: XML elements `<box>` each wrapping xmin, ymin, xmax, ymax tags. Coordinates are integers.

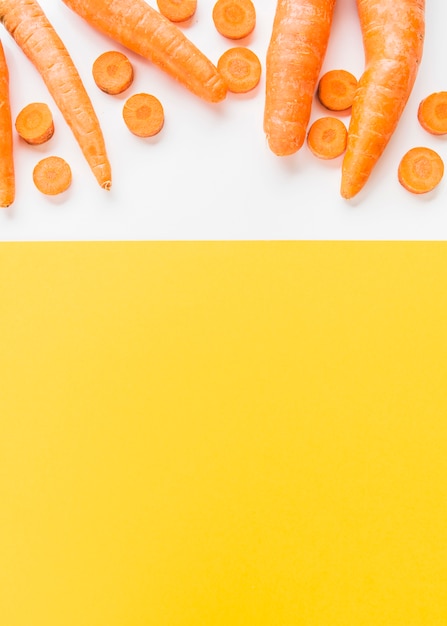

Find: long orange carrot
<box><xmin>61</xmin><ymin>0</ymin><xmax>228</xmax><ymax>104</ymax></box>
<box><xmin>0</xmin><ymin>39</ymin><xmax>14</xmax><ymax>207</ymax></box>
<box><xmin>264</xmin><ymin>0</ymin><xmax>336</xmax><ymax>156</ymax></box>
<box><xmin>340</xmin><ymin>0</ymin><xmax>425</xmax><ymax>199</ymax></box>
<box><xmin>0</xmin><ymin>0</ymin><xmax>112</xmax><ymax>189</ymax></box>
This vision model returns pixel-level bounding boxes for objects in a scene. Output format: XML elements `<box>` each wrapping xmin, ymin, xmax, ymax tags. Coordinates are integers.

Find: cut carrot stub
<box><xmin>217</xmin><ymin>46</ymin><xmax>261</xmax><ymax>93</ymax></box>
<box><xmin>417</xmin><ymin>91</ymin><xmax>447</xmax><ymax>135</ymax></box>
<box><xmin>212</xmin><ymin>0</ymin><xmax>256</xmax><ymax>40</ymax></box>
<box><xmin>15</xmin><ymin>102</ymin><xmax>54</xmax><ymax>145</ymax></box>
<box><xmin>92</xmin><ymin>50</ymin><xmax>134</xmax><ymax>95</ymax></box>
<box><xmin>317</xmin><ymin>69</ymin><xmax>358</xmax><ymax>111</ymax></box>
<box><xmin>307</xmin><ymin>116</ymin><xmax>347</xmax><ymax>159</ymax></box>
<box><xmin>156</xmin><ymin>0</ymin><xmax>197</xmax><ymax>22</ymax></box>
<box><xmin>398</xmin><ymin>146</ymin><xmax>444</xmax><ymax>194</ymax></box>
<box><xmin>33</xmin><ymin>156</ymin><xmax>72</xmax><ymax>196</ymax></box>
<box><xmin>123</xmin><ymin>93</ymin><xmax>164</xmax><ymax>137</ymax></box>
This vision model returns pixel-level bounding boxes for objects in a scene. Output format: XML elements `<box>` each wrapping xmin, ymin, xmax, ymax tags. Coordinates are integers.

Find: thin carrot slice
<box><xmin>417</xmin><ymin>91</ymin><xmax>447</xmax><ymax>136</ymax></box>
<box><xmin>0</xmin><ymin>40</ymin><xmax>14</xmax><ymax>208</ymax></box>
<box><xmin>307</xmin><ymin>116</ymin><xmax>347</xmax><ymax>159</ymax></box>
<box><xmin>217</xmin><ymin>46</ymin><xmax>261</xmax><ymax>93</ymax></box>
<box><xmin>156</xmin><ymin>0</ymin><xmax>197</xmax><ymax>23</ymax></box>
<box><xmin>15</xmin><ymin>102</ymin><xmax>54</xmax><ymax>145</ymax></box>
<box><xmin>33</xmin><ymin>156</ymin><xmax>72</xmax><ymax>196</ymax></box>
<box><xmin>317</xmin><ymin>69</ymin><xmax>358</xmax><ymax>111</ymax></box>
<box><xmin>398</xmin><ymin>146</ymin><xmax>444</xmax><ymax>194</ymax></box>
<box><xmin>92</xmin><ymin>50</ymin><xmax>134</xmax><ymax>95</ymax></box>
<box><xmin>212</xmin><ymin>0</ymin><xmax>256</xmax><ymax>40</ymax></box>
<box><xmin>123</xmin><ymin>93</ymin><xmax>164</xmax><ymax>137</ymax></box>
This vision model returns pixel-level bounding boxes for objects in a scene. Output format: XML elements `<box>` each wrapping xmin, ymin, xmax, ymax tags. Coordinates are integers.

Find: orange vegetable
<box><xmin>398</xmin><ymin>146</ymin><xmax>444</xmax><ymax>194</ymax></box>
<box><xmin>317</xmin><ymin>69</ymin><xmax>358</xmax><ymax>112</ymax></box>
<box><xmin>341</xmin><ymin>0</ymin><xmax>425</xmax><ymax>199</ymax></box>
<box><xmin>264</xmin><ymin>0</ymin><xmax>336</xmax><ymax>156</ymax></box>
<box><xmin>417</xmin><ymin>91</ymin><xmax>447</xmax><ymax>135</ymax></box>
<box><xmin>307</xmin><ymin>116</ymin><xmax>347</xmax><ymax>159</ymax></box>
<box><xmin>15</xmin><ymin>102</ymin><xmax>54</xmax><ymax>145</ymax></box>
<box><xmin>212</xmin><ymin>0</ymin><xmax>256</xmax><ymax>40</ymax></box>
<box><xmin>0</xmin><ymin>0</ymin><xmax>111</xmax><ymax>189</ymax></box>
<box><xmin>217</xmin><ymin>46</ymin><xmax>261</xmax><ymax>93</ymax></box>
<box><xmin>92</xmin><ymin>50</ymin><xmax>134</xmax><ymax>95</ymax></box>
<box><xmin>156</xmin><ymin>0</ymin><xmax>197</xmax><ymax>23</ymax></box>
<box><xmin>62</xmin><ymin>0</ymin><xmax>227</xmax><ymax>103</ymax></box>
<box><xmin>32</xmin><ymin>156</ymin><xmax>72</xmax><ymax>196</ymax></box>
<box><xmin>123</xmin><ymin>93</ymin><xmax>165</xmax><ymax>137</ymax></box>
<box><xmin>0</xmin><ymin>40</ymin><xmax>14</xmax><ymax>208</ymax></box>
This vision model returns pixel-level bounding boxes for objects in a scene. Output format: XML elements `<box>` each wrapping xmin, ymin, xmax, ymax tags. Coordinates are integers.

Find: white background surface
<box><xmin>1</xmin><ymin>0</ymin><xmax>446</xmax><ymax>241</ymax></box>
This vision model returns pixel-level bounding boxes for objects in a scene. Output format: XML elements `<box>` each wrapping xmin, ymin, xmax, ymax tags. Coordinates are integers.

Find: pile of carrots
<box><xmin>0</xmin><ymin>0</ymin><xmax>445</xmax><ymax>209</ymax></box>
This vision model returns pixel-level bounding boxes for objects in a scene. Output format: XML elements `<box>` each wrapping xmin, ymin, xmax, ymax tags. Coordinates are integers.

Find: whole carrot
<box><xmin>61</xmin><ymin>0</ymin><xmax>228</xmax><ymax>104</ymax></box>
<box><xmin>0</xmin><ymin>39</ymin><xmax>14</xmax><ymax>207</ymax></box>
<box><xmin>0</xmin><ymin>0</ymin><xmax>112</xmax><ymax>189</ymax></box>
<box><xmin>340</xmin><ymin>0</ymin><xmax>425</xmax><ymax>199</ymax></box>
<box><xmin>264</xmin><ymin>0</ymin><xmax>336</xmax><ymax>156</ymax></box>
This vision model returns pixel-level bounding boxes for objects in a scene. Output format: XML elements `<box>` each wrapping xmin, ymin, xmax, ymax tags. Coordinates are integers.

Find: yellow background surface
<box><xmin>1</xmin><ymin>241</ymin><xmax>447</xmax><ymax>626</ymax></box>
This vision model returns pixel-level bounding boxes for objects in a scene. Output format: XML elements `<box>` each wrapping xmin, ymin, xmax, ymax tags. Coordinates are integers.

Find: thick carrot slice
<box><xmin>307</xmin><ymin>116</ymin><xmax>347</xmax><ymax>159</ymax></box>
<box><xmin>317</xmin><ymin>69</ymin><xmax>358</xmax><ymax>111</ymax></box>
<box><xmin>0</xmin><ymin>0</ymin><xmax>111</xmax><ymax>189</ymax></box>
<box><xmin>398</xmin><ymin>146</ymin><xmax>444</xmax><ymax>194</ymax></box>
<box><xmin>0</xmin><ymin>40</ymin><xmax>14</xmax><ymax>208</ymax></box>
<box><xmin>341</xmin><ymin>0</ymin><xmax>425</xmax><ymax>199</ymax></box>
<box><xmin>264</xmin><ymin>0</ymin><xmax>336</xmax><ymax>156</ymax></box>
<box><xmin>156</xmin><ymin>0</ymin><xmax>197</xmax><ymax>23</ymax></box>
<box><xmin>92</xmin><ymin>50</ymin><xmax>134</xmax><ymax>95</ymax></box>
<box><xmin>62</xmin><ymin>0</ymin><xmax>227</xmax><ymax>103</ymax></box>
<box><xmin>15</xmin><ymin>102</ymin><xmax>54</xmax><ymax>145</ymax></box>
<box><xmin>33</xmin><ymin>156</ymin><xmax>72</xmax><ymax>196</ymax></box>
<box><xmin>217</xmin><ymin>46</ymin><xmax>261</xmax><ymax>93</ymax></box>
<box><xmin>212</xmin><ymin>0</ymin><xmax>256</xmax><ymax>40</ymax></box>
<box><xmin>417</xmin><ymin>91</ymin><xmax>447</xmax><ymax>135</ymax></box>
<box><xmin>123</xmin><ymin>93</ymin><xmax>165</xmax><ymax>137</ymax></box>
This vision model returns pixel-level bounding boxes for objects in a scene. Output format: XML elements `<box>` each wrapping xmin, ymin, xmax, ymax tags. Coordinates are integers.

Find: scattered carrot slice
<box><xmin>33</xmin><ymin>156</ymin><xmax>72</xmax><ymax>196</ymax></box>
<box><xmin>307</xmin><ymin>116</ymin><xmax>347</xmax><ymax>159</ymax></box>
<box><xmin>156</xmin><ymin>0</ymin><xmax>197</xmax><ymax>22</ymax></box>
<box><xmin>217</xmin><ymin>46</ymin><xmax>261</xmax><ymax>93</ymax></box>
<box><xmin>212</xmin><ymin>0</ymin><xmax>256</xmax><ymax>40</ymax></box>
<box><xmin>417</xmin><ymin>91</ymin><xmax>447</xmax><ymax>135</ymax></box>
<box><xmin>15</xmin><ymin>102</ymin><xmax>54</xmax><ymax>145</ymax></box>
<box><xmin>317</xmin><ymin>69</ymin><xmax>358</xmax><ymax>111</ymax></box>
<box><xmin>123</xmin><ymin>93</ymin><xmax>165</xmax><ymax>137</ymax></box>
<box><xmin>398</xmin><ymin>146</ymin><xmax>444</xmax><ymax>194</ymax></box>
<box><xmin>92</xmin><ymin>50</ymin><xmax>134</xmax><ymax>95</ymax></box>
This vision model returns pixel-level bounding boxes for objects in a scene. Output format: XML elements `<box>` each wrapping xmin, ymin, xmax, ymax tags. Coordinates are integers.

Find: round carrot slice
<box><xmin>398</xmin><ymin>146</ymin><xmax>444</xmax><ymax>194</ymax></box>
<box><xmin>417</xmin><ymin>91</ymin><xmax>447</xmax><ymax>135</ymax></box>
<box><xmin>217</xmin><ymin>46</ymin><xmax>261</xmax><ymax>93</ymax></box>
<box><xmin>212</xmin><ymin>0</ymin><xmax>256</xmax><ymax>40</ymax></box>
<box><xmin>33</xmin><ymin>156</ymin><xmax>72</xmax><ymax>196</ymax></box>
<box><xmin>92</xmin><ymin>50</ymin><xmax>134</xmax><ymax>95</ymax></box>
<box><xmin>123</xmin><ymin>93</ymin><xmax>165</xmax><ymax>137</ymax></box>
<box><xmin>156</xmin><ymin>0</ymin><xmax>197</xmax><ymax>22</ymax></box>
<box><xmin>15</xmin><ymin>102</ymin><xmax>54</xmax><ymax>145</ymax></box>
<box><xmin>307</xmin><ymin>116</ymin><xmax>347</xmax><ymax>159</ymax></box>
<box><xmin>317</xmin><ymin>69</ymin><xmax>358</xmax><ymax>111</ymax></box>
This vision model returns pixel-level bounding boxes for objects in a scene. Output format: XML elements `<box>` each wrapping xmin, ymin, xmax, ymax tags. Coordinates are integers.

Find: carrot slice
<box><xmin>317</xmin><ymin>69</ymin><xmax>358</xmax><ymax>111</ymax></box>
<box><xmin>398</xmin><ymin>146</ymin><xmax>444</xmax><ymax>194</ymax></box>
<box><xmin>217</xmin><ymin>46</ymin><xmax>261</xmax><ymax>93</ymax></box>
<box><xmin>307</xmin><ymin>116</ymin><xmax>347</xmax><ymax>159</ymax></box>
<box><xmin>92</xmin><ymin>50</ymin><xmax>134</xmax><ymax>95</ymax></box>
<box><xmin>15</xmin><ymin>102</ymin><xmax>54</xmax><ymax>145</ymax></box>
<box><xmin>123</xmin><ymin>93</ymin><xmax>165</xmax><ymax>137</ymax></box>
<box><xmin>33</xmin><ymin>156</ymin><xmax>72</xmax><ymax>196</ymax></box>
<box><xmin>417</xmin><ymin>91</ymin><xmax>447</xmax><ymax>136</ymax></box>
<box><xmin>0</xmin><ymin>40</ymin><xmax>14</xmax><ymax>208</ymax></box>
<box><xmin>212</xmin><ymin>0</ymin><xmax>256</xmax><ymax>40</ymax></box>
<box><xmin>156</xmin><ymin>0</ymin><xmax>197</xmax><ymax>23</ymax></box>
